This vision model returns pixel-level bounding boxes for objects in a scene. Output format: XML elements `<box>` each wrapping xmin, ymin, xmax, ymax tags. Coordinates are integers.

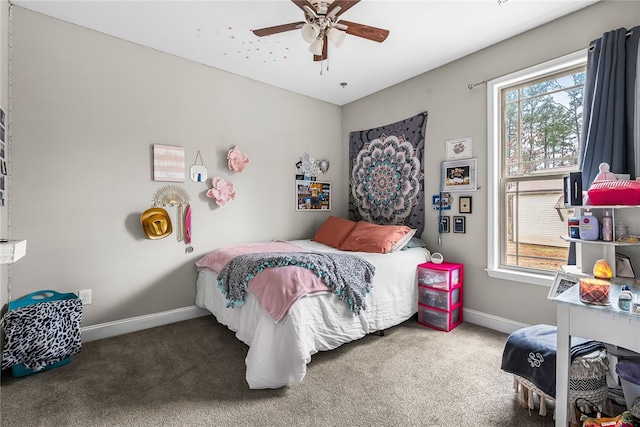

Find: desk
<box><xmin>554</xmin><ymin>282</ymin><xmax>640</xmax><ymax>426</ymax></box>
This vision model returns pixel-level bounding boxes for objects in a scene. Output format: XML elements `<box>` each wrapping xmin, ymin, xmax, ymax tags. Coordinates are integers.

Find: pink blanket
<box><xmin>195</xmin><ymin>241</ymin><xmax>330</xmax><ymax>322</ymax></box>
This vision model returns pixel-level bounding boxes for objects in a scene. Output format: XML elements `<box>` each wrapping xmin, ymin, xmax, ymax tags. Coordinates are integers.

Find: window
<box><xmin>487</xmin><ymin>51</ymin><xmax>587</xmax><ymax>286</ymax></box>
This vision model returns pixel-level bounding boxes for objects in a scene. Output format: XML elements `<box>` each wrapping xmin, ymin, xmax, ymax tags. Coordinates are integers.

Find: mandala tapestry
<box><xmin>348</xmin><ymin>112</ymin><xmax>427</xmax><ymax>236</ymax></box>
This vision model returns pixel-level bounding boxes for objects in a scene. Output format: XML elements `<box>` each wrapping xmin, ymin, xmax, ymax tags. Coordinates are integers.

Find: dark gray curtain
<box><xmin>569</xmin><ymin>26</ymin><xmax>640</xmax><ymax>265</ymax></box>
<box><xmin>579</xmin><ymin>26</ymin><xmax>640</xmax><ymax>186</ymax></box>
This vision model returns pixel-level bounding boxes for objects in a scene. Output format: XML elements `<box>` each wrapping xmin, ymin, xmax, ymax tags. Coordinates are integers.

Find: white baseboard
<box><xmin>81</xmin><ymin>305</ymin><xmax>210</xmax><ymax>343</ymax></box>
<box><xmin>81</xmin><ymin>305</ymin><xmax>527</xmax><ymax>344</ymax></box>
<box><xmin>463</xmin><ymin>308</ymin><xmax>530</xmax><ymax>335</ymax></box>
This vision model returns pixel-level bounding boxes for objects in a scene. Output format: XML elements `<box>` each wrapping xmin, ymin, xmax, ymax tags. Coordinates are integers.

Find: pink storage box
<box><xmin>417</xmin><ymin>262</ymin><xmax>462</xmax><ymax>290</ymax></box>
<box><xmin>419</xmin><ymin>286</ymin><xmax>460</xmax><ymax>311</ymax></box>
<box><xmin>418</xmin><ymin>305</ymin><xmax>461</xmax><ymax>332</ymax></box>
<box><xmin>588</xmin><ymin>180</ymin><xmax>640</xmax><ymax>205</ymax></box>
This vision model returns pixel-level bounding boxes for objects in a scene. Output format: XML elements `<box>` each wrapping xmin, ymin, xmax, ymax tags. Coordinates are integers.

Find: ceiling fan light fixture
<box><xmin>301</xmin><ymin>23</ymin><xmax>320</xmax><ymax>43</ymax></box>
<box><xmin>327</xmin><ymin>27</ymin><xmax>346</xmax><ymax>47</ymax></box>
<box><xmin>252</xmin><ymin>0</ymin><xmax>390</xmax><ymax>65</ymax></box>
<box><xmin>309</xmin><ymin>38</ymin><xmax>324</xmax><ymax>55</ymax></box>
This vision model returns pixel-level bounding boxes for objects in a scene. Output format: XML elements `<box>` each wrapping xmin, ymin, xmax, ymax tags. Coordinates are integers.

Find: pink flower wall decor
<box><xmin>206</xmin><ymin>177</ymin><xmax>236</xmax><ymax>207</ymax></box>
<box><xmin>227</xmin><ymin>146</ymin><xmax>249</xmax><ymax>173</ymax></box>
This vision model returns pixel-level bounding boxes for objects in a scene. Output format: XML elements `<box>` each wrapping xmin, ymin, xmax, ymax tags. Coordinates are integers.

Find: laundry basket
<box><xmin>616</xmin><ymin>360</ymin><xmax>640</xmax><ymax>410</ymax></box>
<box><xmin>3</xmin><ymin>290</ymin><xmax>82</xmax><ymax>377</ymax></box>
<box><xmin>502</xmin><ymin>325</ymin><xmax>609</xmax><ymax>424</ymax></box>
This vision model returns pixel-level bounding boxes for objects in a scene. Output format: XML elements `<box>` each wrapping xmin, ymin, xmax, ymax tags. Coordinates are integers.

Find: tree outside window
<box><xmin>487</xmin><ymin>51</ymin><xmax>587</xmax><ymax>283</ymax></box>
<box><xmin>502</xmin><ymin>68</ymin><xmax>585</xmax><ymax>272</ymax></box>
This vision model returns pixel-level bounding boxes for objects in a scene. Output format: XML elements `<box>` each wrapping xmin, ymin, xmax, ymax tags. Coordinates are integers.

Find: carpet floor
<box><xmin>1</xmin><ymin>315</ymin><xmax>565</xmax><ymax>426</ymax></box>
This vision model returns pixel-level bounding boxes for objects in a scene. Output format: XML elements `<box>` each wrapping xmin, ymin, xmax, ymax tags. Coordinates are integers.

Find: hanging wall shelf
<box><xmin>0</xmin><ymin>239</ymin><xmax>27</xmax><ymax>264</ymax></box>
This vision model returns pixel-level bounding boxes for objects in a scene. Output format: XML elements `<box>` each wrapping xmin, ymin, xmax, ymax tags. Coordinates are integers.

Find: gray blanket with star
<box><xmin>217</xmin><ymin>252</ymin><xmax>375</xmax><ymax>314</ymax></box>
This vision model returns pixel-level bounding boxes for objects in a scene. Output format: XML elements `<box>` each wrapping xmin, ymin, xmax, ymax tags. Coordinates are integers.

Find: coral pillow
<box><xmin>340</xmin><ymin>221</ymin><xmax>413</xmax><ymax>254</ymax></box>
<box><xmin>312</xmin><ymin>216</ymin><xmax>357</xmax><ymax>249</ymax></box>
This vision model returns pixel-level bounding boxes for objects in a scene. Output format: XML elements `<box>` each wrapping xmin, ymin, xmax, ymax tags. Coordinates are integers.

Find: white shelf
<box><xmin>567</xmin><ymin>204</ymin><xmax>640</xmax><ymax>209</ymax></box>
<box><xmin>564</xmin><ymin>204</ymin><xmax>640</xmax><ymax>277</ymax></box>
<box><xmin>560</xmin><ymin>235</ymin><xmax>640</xmax><ymax>246</ymax></box>
<box><xmin>0</xmin><ymin>239</ymin><xmax>27</xmax><ymax>264</ymax></box>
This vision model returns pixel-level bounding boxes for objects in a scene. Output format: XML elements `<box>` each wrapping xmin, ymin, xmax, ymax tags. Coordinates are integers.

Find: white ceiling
<box><xmin>10</xmin><ymin>0</ymin><xmax>601</xmax><ymax>106</ymax></box>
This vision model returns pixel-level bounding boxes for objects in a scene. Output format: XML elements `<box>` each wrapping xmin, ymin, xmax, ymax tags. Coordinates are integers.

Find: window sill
<box><xmin>486</xmin><ymin>267</ymin><xmax>554</xmax><ymax>287</ymax></box>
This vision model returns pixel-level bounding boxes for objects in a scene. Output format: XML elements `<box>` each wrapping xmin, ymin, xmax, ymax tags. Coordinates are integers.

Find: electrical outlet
<box><xmin>78</xmin><ymin>289</ymin><xmax>92</xmax><ymax>305</ymax></box>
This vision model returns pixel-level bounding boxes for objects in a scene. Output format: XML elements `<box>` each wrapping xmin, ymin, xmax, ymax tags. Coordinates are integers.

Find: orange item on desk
<box><xmin>579</xmin><ymin>278</ymin><xmax>610</xmax><ymax>305</ymax></box>
<box><xmin>593</xmin><ymin>259</ymin><xmax>613</xmax><ymax>279</ymax></box>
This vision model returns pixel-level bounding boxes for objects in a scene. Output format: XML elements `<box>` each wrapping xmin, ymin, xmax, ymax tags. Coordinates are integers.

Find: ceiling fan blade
<box><xmin>338</xmin><ymin>20</ymin><xmax>389</xmax><ymax>43</ymax></box>
<box><xmin>291</xmin><ymin>0</ymin><xmax>316</xmax><ymax>13</ymax></box>
<box><xmin>313</xmin><ymin>34</ymin><xmax>328</xmax><ymax>61</ymax></box>
<box><xmin>328</xmin><ymin>1</ymin><xmax>361</xmax><ymax>18</ymax></box>
<box><xmin>252</xmin><ymin>22</ymin><xmax>305</xmax><ymax>37</ymax></box>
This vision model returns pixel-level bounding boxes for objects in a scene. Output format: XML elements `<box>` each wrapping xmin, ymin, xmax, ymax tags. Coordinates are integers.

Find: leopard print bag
<box><xmin>2</xmin><ymin>298</ymin><xmax>82</xmax><ymax>371</ymax></box>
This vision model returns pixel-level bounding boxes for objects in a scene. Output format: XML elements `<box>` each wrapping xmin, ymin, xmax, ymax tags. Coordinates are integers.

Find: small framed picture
<box><xmin>459</xmin><ymin>196</ymin><xmax>472</xmax><ymax>214</ymax></box>
<box><xmin>547</xmin><ymin>272</ymin><xmax>581</xmax><ymax>300</ymax></box>
<box><xmin>432</xmin><ymin>193</ymin><xmax>452</xmax><ymax>210</ymax></box>
<box><xmin>153</xmin><ymin>144</ymin><xmax>185</xmax><ymax>182</ymax></box>
<box><xmin>440</xmin><ymin>216</ymin><xmax>450</xmax><ymax>233</ymax></box>
<box><xmin>296</xmin><ymin>180</ymin><xmax>331</xmax><ymax>211</ymax></box>
<box><xmin>446</xmin><ymin>137</ymin><xmax>472</xmax><ymax>160</ymax></box>
<box><xmin>453</xmin><ymin>216</ymin><xmax>466</xmax><ymax>233</ymax></box>
<box><xmin>442</xmin><ymin>158</ymin><xmax>478</xmax><ymax>192</ymax></box>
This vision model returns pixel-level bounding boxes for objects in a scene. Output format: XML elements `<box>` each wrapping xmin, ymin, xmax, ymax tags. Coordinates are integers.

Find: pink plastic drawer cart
<box><xmin>417</xmin><ymin>262</ymin><xmax>463</xmax><ymax>332</ymax></box>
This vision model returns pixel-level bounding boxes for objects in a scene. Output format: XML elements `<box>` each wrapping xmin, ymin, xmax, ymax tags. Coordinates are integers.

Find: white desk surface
<box><xmin>554</xmin><ymin>280</ymin><xmax>640</xmax><ymax>426</ymax></box>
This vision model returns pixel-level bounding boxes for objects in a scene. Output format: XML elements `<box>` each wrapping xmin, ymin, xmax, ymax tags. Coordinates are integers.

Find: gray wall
<box><xmin>342</xmin><ymin>0</ymin><xmax>640</xmax><ymax>327</ymax></box>
<box><xmin>0</xmin><ymin>0</ymin><xmax>8</xmax><ymax>310</ymax></box>
<box><xmin>7</xmin><ymin>6</ymin><xmax>342</xmax><ymax>326</ymax></box>
<box><xmin>4</xmin><ymin>2</ymin><xmax>639</xmax><ymax>331</ymax></box>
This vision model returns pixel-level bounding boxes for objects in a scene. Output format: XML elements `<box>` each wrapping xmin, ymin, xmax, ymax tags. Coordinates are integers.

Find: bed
<box><xmin>196</xmin><ymin>113</ymin><xmax>428</xmax><ymax>389</ymax></box>
<box><xmin>195</xmin><ymin>235</ymin><xmax>429</xmax><ymax>389</ymax></box>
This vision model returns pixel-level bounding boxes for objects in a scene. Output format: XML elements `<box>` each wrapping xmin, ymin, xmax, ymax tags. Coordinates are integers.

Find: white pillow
<box><xmin>391</xmin><ymin>228</ymin><xmax>417</xmax><ymax>252</ymax></box>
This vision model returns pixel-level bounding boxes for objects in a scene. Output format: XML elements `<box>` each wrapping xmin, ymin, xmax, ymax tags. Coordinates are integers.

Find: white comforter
<box><xmin>195</xmin><ymin>239</ymin><xmax>429</xmax><ymax>389</ymax></box>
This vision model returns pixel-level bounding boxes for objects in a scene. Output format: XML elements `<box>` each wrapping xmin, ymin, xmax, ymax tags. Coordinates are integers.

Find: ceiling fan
<box><xmin>252</xmin><ymin>0</ymin><xmax>389</xmax><ymax>62</ymax></box>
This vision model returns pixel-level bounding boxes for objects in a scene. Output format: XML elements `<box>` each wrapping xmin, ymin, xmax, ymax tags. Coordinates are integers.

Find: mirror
<box><xmin>190</xmin><ymin>165</ymin><xmax>208</xmax><ymax>182</ymax></box>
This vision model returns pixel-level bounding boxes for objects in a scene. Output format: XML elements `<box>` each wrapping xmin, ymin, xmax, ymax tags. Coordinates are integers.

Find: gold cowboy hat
<box><xmin>141</xmin><ymin>207</ymin><xmax>172</xmax><ymax>239</ymax></box>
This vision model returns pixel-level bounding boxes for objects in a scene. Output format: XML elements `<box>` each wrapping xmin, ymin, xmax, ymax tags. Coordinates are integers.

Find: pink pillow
<box><xmin>339</xmin><ymin>221</ymin><xmax>413</xmax><ymax>254</ymax></box>
<box><xmin>312</xmin><ymin>216</ymin><xmax>357</xmax><ymax>249</ymax></box>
